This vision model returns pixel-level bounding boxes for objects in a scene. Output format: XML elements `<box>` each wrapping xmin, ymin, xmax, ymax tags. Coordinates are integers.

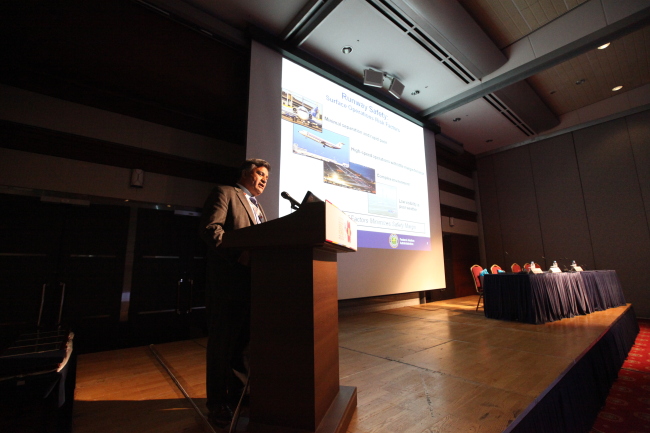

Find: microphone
<box><xmin>281</xmin><ymin>191</ymin><xmax>301</xmax><ymax>210</ymax></box>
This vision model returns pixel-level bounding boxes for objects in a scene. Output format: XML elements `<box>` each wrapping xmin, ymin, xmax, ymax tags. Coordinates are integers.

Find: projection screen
<box><xmin>246</xmin><ymin>41</ymin><xmax>445</xmax><ymax>299</ymax></box>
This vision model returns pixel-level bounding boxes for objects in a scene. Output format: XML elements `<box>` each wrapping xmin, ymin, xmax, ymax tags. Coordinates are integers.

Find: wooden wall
<box><xmin>477</xmin><ymin>109</ymin><xmax>650</xmax><ymax>318</ymax></box>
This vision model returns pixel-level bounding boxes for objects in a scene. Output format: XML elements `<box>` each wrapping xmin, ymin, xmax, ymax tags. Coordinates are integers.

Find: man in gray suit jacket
<box><xmin>199</xmin><ymin>158</ymin><xmax>270</xmax><ymax>427</ymax></box>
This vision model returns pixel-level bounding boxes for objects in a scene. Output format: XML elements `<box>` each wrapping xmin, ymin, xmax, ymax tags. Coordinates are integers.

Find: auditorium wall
<box><xmin>436</xmin><ymin>159</ymin><xmax>481</xmax><ymax>301</ymax></box>
<box><xmin>438</xmin><ymin>165</ymin><xmax>479</xmax><ymax>237</ymax></box>
<box><xmin>476</xmin><ymin>109</ymin><xmax>650</xmax><ymax>318</ymax></box>
<box><xmin>0</xmin><ymin>83</ymin><xmax>243</xmax><ymax>207</ymax></box>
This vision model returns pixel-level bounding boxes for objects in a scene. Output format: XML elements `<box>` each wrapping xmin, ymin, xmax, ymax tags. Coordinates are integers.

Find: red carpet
<box><xmin>591</xmin><ymin>319</ymin><xmax>650</xmax><ymax>433</ymax></box>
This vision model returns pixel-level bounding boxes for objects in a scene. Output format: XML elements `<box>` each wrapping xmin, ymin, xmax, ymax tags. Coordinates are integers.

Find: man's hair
<box><xmin>238</xmin><ymin>158</ymin><xmax>271</xmax><ymax>181</ymax></box>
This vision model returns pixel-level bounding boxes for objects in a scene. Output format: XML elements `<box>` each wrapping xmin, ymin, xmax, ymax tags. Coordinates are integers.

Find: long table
<box><xmin>482</xmin><ymin>270</ymin><xmax>627</xmax><ymax>324</ymax></box>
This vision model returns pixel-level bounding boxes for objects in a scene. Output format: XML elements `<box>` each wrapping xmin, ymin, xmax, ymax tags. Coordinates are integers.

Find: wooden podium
<box><xmin>221</xmin><ymin>201</ymin><xmax>357</xmax><ymax>433</ymax></box>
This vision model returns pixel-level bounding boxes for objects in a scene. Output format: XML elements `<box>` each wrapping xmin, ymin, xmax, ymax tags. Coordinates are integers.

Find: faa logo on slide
<box><xmin>388</xmin><ymin>234</ymin><xmax>399</xmax><ymax>249</ymax></box>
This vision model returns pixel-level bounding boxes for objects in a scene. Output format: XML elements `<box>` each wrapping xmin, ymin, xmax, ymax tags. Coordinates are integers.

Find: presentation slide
<box><xmin>279</xmin><ymin>59</ymin><xmax>431</xmax><ymax>251</ymax></box>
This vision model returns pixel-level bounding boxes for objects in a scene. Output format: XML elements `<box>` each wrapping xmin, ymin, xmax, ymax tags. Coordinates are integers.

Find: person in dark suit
<box><xmin>199</xmin><ymin>158</ymin><xmax>270</xmax><ymax>427</ymax></box>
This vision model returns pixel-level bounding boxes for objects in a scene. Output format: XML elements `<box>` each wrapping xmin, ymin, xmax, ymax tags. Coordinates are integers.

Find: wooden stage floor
<box><xmin>72</xmin><ymin>295</ymin><xmax>633</xmax><ymax>433</ymax></box>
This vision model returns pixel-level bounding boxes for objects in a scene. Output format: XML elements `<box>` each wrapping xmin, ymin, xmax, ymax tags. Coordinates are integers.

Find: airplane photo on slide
<box><xmin>299</xmin><ymin>130</ymin><xmax>343</xmax><ymax>149</ymax></box>
<box><xmin>292</xmin><ymin>124</ymin><xmax>350</xmax><ymax>167</ymax></box>
<box><xmin>281</xmin><ymin>89</ymin><xmax>322</xmax><ymax>132</ymax></box>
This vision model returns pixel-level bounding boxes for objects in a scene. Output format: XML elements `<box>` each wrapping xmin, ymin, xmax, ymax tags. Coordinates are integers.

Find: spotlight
<box><xmin>388</xmin><ymin>77</ymin><xmax>405</xmax><ymax>99</ymax></box>
<box><xmin>363</xmin><ymin>68</ymin><xmax>384</xmax><ymax>87</ymax></box>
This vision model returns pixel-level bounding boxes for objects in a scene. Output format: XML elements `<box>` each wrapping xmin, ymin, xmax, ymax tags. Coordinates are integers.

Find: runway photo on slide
<box><xmin>323</xmin><ymin>161</ymin><xmax>376</xmax><ymax>194</ymax></box>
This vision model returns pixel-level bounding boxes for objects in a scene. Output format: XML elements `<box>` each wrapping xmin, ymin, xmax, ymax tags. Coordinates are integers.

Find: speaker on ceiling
<box><xmin>363</xmin><ymin>69</ymin><xmax>384</xmax><ymax>87</ymax></box>
<box><xmin>388</xmin><ymin>77</ymin><xmax>404</xmax><ymax>98</ymax></box>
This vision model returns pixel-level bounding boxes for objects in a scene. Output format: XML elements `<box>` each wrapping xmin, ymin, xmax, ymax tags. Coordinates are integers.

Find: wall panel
<box><xmin>476</xmin><ymin>157</ymin><xmax>503</xmax><ymax>269</ymax></box>
<box><xmin>0</xmin><ymin>148</ymin><xmax>215</xmax><ymax>209</ymax></box>
<box><xmin>529</xmin><ymin>134</ymin><xmax>594</xmax><ymax>270</ymax></box>
<box><xmin>493</xmin><ymin>147</ymin><xmax>545</xmax><ymax>269</ymax></box>
<box><xmin>573</xmin><ymin>118</ymin><xmax>650</xmax><ymax>314</ymax></box>
<box><xmin>438</xmin><ymin>165</ymin><xmax>475</xmax><ymax>189</ymax></box>
<box><xmin>439</xmin><ymin>191</ymin><xmax>476</xmax><ymax>212</ymax></box>
<box><xmin>627</xmin><ymin>110</ymin><xmax>650</xmax><ymax>232</ymax></box>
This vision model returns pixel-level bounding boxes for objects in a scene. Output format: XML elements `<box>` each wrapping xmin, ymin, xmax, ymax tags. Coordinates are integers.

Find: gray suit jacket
<box><xmin>199</xmin><ymin>184</ymin><xmax>267</xmax><ymax>300</ymax></box>
<box><xmin>200</xmin><ymin>184</ymin><xmax>267</xmax><ymax>251</ymax></box>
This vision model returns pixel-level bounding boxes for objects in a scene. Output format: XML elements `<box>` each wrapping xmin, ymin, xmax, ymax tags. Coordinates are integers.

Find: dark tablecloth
<box><xmin>483</xmin><ymin>270</ymin><xmax>626</xmax><ymax>324</ymax></box>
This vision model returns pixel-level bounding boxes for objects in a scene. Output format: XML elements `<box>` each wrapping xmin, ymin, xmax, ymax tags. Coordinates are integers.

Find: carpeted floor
<box><xmin>591</xmin><ymin>318</ymin><xmax>650</xmax><ymax>433</ymax></box>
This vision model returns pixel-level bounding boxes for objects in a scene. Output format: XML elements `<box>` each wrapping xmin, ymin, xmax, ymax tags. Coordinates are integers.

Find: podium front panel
<box><xmin>249</xmin><ymin>247</ymin><xmax>340</xmax><ymax>431</ymax></box>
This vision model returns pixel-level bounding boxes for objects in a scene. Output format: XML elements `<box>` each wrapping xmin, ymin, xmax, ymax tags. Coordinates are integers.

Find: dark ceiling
<box><xmin>2</xmin><ymin>0</ymin><xmax>648</xmax><ymax>157</ymax></box>
<box><xmin>0</xmin><ymin>0</ymin><xmax>250</xmax><ymax>145</ymax></box>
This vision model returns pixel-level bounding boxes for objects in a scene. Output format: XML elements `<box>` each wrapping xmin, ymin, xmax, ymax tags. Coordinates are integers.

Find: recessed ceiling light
<box><xmin>453</xmin><ymin>118</ymin><xmax>461</xmax><ymax>122</ymax></box>
<box><xmin>612</xmin><ymin>85</ymin><xmax>623</xmax><ymax>91</ymax></box>
<box><xmin>411</xmin><ymin>90</ymin><xmax>420</xmax><ymax>95</ymax></box>
<box><xmin>598</xmin><ymin>43</ymin><xmax>610</xmax><ymax>50</ymax></box>
<box><xmin>341</xmin><ymin>46</ymin><xmax>353</xmax><ymax>54</ymax></box>
<box><xmin>575</xmin><ymin>79</ymin><xmax>586</xmax><ymax>85</ymax></box>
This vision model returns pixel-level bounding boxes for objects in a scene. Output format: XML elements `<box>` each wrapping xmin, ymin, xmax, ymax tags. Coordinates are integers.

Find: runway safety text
<box><xmin>326</xmin><ymin>93</ymin><xmax>401</xmax><ymax>132</ymax></box>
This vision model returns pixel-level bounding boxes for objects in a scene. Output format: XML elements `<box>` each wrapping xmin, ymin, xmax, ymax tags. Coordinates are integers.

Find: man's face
<box><xmin>240</xmin><ymin>166</ymin><xmax>269</xmax><ymax>197</ymax></box>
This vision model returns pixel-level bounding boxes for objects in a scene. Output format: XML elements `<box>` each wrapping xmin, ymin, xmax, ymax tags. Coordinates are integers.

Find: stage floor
<box><xmin>72</xmin><ymin>296</ymin><xmax>634</xmax><ymax>433</ymax></box>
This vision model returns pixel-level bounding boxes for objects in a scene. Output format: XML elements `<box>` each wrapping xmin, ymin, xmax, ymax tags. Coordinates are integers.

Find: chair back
<box><xmin>511</xmin><ymin>263</ymin><xmax>521</xmax><ymax>273</ymax></box>
<box><xmin>490</xmin><ymin>264</ymin><xmax>502</xmax><ymax>274</ymax></box>
<box><xmin>470</xmin><ymin>265</ymin><xmax>483</xmax><ymax>292</ymax></box>
<box><xmin>523</xmin><ymin>262</ymin><xmax>541</xmax><ymax>272</ymax></box>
